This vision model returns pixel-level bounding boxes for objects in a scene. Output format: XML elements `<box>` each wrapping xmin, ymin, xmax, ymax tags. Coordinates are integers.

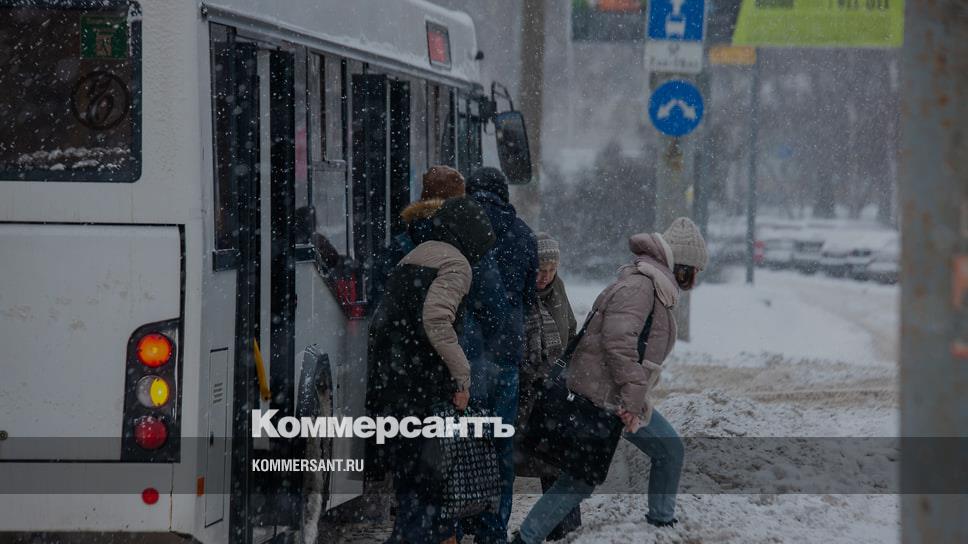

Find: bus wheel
<box><xmin>297</xmin><ymin>347</ymin><xmax>333</xmax><ymax>543</ymax></box>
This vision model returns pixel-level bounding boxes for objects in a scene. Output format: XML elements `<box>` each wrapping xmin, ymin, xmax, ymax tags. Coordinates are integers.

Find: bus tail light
<box><xmin>133</xmin><ymin>416</ymin><xmax>168</xmax><ymax>450</ymax></box>
<box><xmin>136</xmin><ymin>375</ymin><xmax>171</xmax><ymax>408</ymax></box>
<box><xmin>122</xmin><ymin>319</ymin><xmax>181</xmax><ymax>462</ymax></box>
<box><xmin>137</xmin><ymin>333</ymin><xmax>173</xmax><ymax>367</ymax></box>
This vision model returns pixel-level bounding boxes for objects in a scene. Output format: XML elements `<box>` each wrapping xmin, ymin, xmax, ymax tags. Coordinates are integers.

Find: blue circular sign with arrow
<box><xmin>649</xmin><ymin>80</ymin><xmax>704</xmax><ymax>137</ymax></box>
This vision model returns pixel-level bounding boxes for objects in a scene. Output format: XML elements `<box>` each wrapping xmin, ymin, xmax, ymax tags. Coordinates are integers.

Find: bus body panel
<box><xmin>0</xmin><ymin>224</ymin><xmax>181</xmax><ymax>461</ymax></box>
<box><xmin>0</xmin><ymin>486</ymin><xmax>172</xmax><ymax>532</ymax></box>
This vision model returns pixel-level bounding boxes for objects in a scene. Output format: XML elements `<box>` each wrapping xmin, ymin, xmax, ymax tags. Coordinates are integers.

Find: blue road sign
<box><xmin>649</xmin><ymin>80</ymin><xmax>704</xmax><ymax>137</ymax></box>
<box><xmin>647</xmin><ymin>0</ymin><xmax>704</xmax><ymax>42</ymax></box>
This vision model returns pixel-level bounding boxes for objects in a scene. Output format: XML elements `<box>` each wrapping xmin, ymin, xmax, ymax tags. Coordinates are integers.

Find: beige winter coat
<box><xmin>398</xmin><ymin>240</ymin><xmax>474</xmax><ymax>390</ymax></box>
<box><xmin>566</xmin><ymin>233</ymin><xmax>680</xmax><ymax>424</ymax></box>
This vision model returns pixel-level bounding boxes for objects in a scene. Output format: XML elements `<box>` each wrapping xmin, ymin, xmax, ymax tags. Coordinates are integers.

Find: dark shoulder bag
<box><xmin>520</xmin><ymin>304</ymin><xmax>655</xmax><ymax>486</ymax></box>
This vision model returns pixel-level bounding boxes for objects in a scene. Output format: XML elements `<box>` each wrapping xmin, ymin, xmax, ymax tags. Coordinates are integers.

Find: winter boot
<box><xmin>646</xmin><ymin>516</ymin><xmax>679</xmax><ymax>528</ymax></box>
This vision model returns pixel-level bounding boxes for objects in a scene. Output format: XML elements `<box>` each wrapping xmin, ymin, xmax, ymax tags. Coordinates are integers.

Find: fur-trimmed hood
<box><xmin>400</xmin><ymin>198</ymin><xmax>446</xmax><ymax>225</ymax></box>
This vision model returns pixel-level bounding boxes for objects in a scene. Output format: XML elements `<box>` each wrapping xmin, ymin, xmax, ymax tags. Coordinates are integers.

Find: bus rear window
<box><xmin>0</xmin><ymin>1</ymin><xmax>141</xmax><ymax>182</ymax></box>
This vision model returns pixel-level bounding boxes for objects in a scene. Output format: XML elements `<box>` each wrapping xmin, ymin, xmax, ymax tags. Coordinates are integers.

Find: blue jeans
<box><xmin>518</xmin><ymin>410</ymin><xmax>684</xmax><ymax>544</ymax></box>
<box><xmin>470</xmin><ymin>358</ymin><xmax>519</xmax><ymax>543</ymax></box>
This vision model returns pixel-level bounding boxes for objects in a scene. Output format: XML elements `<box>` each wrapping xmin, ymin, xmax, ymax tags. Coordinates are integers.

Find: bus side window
<box><xmin>428</xmin><ymin>84</ymin><xmax>455</xmax><ymax>167</ymax></box>
<box><xmin>410</xmin><ymin>80</ymin><xmax>429</xmax><ymax>201</ymax></box>
<box><xmin>457</xmin><ymin>92</ymin><xmax>482</xmax><ymax>175</ymax></box>
<box><xmin>307</xmin><ymin>53</ymin><xmax>348</xmax><ymax>259</ymax></box>
<box><xmin>210</xmin><ymin>23</ymin><xmax>250</xmax><ymax>268</ymax></box>
<box><xmin>293</xmin><ymin>48</ymin><xmax>309</xmax><ymax>245</ymax></box>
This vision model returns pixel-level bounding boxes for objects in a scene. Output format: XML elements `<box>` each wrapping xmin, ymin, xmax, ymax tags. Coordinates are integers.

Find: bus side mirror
<box><xmin>494</xmin><ymin>111</ymin><xmax>532</xmax><ymax>185</ymax></box>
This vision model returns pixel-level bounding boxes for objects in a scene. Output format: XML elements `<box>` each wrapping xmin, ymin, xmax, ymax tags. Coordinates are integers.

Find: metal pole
<box><xmin>652</xmin><ymin>79</ymin><xmax>692</xmax><ymax>340</ymax></box>
<box><xmin>900</xmin><ymin>1</ymin><xmax>968</xmax><ymax>542</ymax></box>
<box><xmin>745</xmin><ymin>56</ymin><xmax>760</xmax><ymax>285</ymax></box>
<box><xmin>515</xmin><ymin>0</ymin><xmax>546</xmax><ymax>228</ymax></box>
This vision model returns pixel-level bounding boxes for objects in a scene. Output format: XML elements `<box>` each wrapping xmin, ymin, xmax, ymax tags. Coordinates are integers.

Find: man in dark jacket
<box><xmin>465</xmin><ymin>167</ymin><xmax>539</xmax><ymax>544</ymax></box>
<box><xmin>366</xmin><ymin>197</ymin><xmax>496</xmax><ymax>544</ymax></box>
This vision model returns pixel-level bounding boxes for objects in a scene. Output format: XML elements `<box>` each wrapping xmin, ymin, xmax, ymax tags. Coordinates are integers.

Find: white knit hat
<box><xmin>536</xmin><ymin>232</ymin><xmax>560</xmax><ymax>264</ymax></box>
<box><xmin>662</xmin><ymin>217</ymin><xmax>708</xmax><ymax>270</ymax></box>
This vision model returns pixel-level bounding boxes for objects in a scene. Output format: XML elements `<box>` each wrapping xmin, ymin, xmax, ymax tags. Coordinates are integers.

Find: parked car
<box><xmin>819</xmin><ymin>229</ymin><xmax>897</xmax><ymax>278</ymax></box>
<box><xmin>758</xmin><ymin>221</ymin><xmax>802</xmax><ymax>269</ymax></box>
<box><xmin>848</xmin><ymin>232</ymin><xmax>899</xmax><ymax>281</ymax></box>
<box><xmin>856</xmin><ymin>237</ymin><xmax>900</xmax><ymax>284</ymax></box>
<box><xmin>792</xmin><ymin>230</ymin><xmax>827</xmax><ymax>274</ymax></box>
<box><xmin>819</xmin><ymin>235</ymin><xmax>854</xmax><ymax>277</ymax></box>
<box><xmin>707</xmin><ymin>217</ymin><xmax>749</xmax><ymax>266</ymax></box>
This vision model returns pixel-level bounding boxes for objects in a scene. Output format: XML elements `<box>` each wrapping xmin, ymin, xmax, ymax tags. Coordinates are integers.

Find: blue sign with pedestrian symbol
<box><xmin>649</xmin><ymin>80</ymin><xmax>704</xmax><ymax>137</ymax></box>
<box><xmin>648</xmin><ymin>0</ymin><xmax>704</xmax><ymax>42</ymax></box>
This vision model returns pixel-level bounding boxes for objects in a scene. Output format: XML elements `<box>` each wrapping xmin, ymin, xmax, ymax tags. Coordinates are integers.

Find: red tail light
<box><xmin>134</xmin><ymin>416</ymin><xmax>168</xmax><ymax>450</ymax></box>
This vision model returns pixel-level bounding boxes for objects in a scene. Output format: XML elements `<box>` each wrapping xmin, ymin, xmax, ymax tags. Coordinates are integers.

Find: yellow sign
<box><xmin>709</xmin><ymin>45</ymin><xmax>757</xmax><ymax>65</ymax></box>
<box><xmin>732</xmin><ymin>0</ymin><xmax>904</xmax><ymax>48</ymax></box>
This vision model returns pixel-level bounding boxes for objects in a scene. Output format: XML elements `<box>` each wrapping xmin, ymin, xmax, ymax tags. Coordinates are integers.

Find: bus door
<box><xmin>212</xmin><ymin>29</ymin><xmax>299</xmax><ymax>543</ymax></box>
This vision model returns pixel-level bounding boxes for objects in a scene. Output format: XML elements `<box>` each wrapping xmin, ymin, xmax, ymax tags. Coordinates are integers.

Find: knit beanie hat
<box><xmin>467</xmin><ymin>166</ymin><xmax>510</xmax><ymax>203</ymax></box>
<box><xmin>536</xmin><ymin>232</ymin><xmax>560</xmax><ymax>265</ymax></box>
<box><xmin>662</xmin><ymin>217</ymin><xmax>708</xmax><ymax>270</ymax></box>
<box><xmin>421</xmin><ymin>165</ymin><xmax>465</xmax><ymax>200</ymax></box>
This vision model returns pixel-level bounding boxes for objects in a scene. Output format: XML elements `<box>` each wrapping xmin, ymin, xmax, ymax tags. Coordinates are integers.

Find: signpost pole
<box><xmin>645</xmin><ymin>0</ymin><xmax>706</xmax><ymax>340</ymax></box>
<box><xmin>516</xmin><ymin>0</ymin><xmax>545</xmax><ymax>228</ymax></box>
<box><xmin>900</xmin><ymin>1</ymin><xmax>968</xmax><ymax>541</ymax></box>
<box><xmin>745</xmin><ymin>56</ymin><xmax>760</xmax><ymax>285</ymax></box>
<box><xmin>649</xmin><ymin>75</ymin><xmax>704</xmax><ymax>341</ymax></box>
<box><xmin>654</xmin><ymin>125</ymin><xmax>691</xmax><ymax>339</ymax></box>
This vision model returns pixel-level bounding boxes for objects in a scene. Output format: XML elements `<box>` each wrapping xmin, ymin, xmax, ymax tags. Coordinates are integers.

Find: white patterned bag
<box><xmin>431</xmin><ymin>404</ymin><xmax>502</xmax><ymax>520</ymax></box>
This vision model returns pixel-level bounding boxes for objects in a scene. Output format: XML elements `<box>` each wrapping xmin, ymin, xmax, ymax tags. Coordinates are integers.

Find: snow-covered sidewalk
<box><xmin>509</xmin><ymin>268</ymin><xmax>901</xmax><ymax>543</ymax></box>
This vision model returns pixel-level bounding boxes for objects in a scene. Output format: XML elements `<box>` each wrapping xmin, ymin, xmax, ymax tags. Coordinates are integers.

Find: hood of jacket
<box><xmin>402</xmin><ymin>199</ymin><xmax>445</xmax><ymax>246</ymax></box>
<box><xmin>471</xmin><ymin>190</ymin><xmax>515</xmax><ymax>238</ymax></box>
<box><xmin>429</xmin><ymin>197</ymin><xmax>496</xmax><ymax>265</ymax></box>
<box><xmin>401</xmin><ymin>199</ymin><xmax>445</xmax><ymax>225</ymax></box>
<box><xmin>625</xmin><ymin>233</ymin><xmax>679</xmax><ymax>308</ymax></box>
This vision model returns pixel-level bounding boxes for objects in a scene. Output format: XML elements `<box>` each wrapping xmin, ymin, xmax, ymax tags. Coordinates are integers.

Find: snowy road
<box><xmin>321</xmin><ymin>269</ymin><xmax>901</xmax><ymax>543</ymax></box>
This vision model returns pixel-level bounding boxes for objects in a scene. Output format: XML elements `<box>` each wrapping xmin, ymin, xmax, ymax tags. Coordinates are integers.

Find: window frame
<box><xmin>306</xmin><ymin>51</ymin><xmax>351</xmax><ymax>259</ymax></box>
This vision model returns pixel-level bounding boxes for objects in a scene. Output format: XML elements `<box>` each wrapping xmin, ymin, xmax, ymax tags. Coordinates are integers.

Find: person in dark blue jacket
<box><xmin>465</xmin><ymin>166</ymin><xmax>539</xmax><ymax>544</ymax></box>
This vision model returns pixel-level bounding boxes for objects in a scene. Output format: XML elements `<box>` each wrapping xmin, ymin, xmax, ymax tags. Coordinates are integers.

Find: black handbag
<box><xmin>521</xmin><ymin>306</ymin><xmax>655</xmax><ymax>486</ymax></box>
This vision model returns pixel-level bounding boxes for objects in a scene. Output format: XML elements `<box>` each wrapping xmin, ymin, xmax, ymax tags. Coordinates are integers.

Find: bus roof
<box><xmin>202</xmin><ymin>0</ymin><xmax>481</xmax><ymax>89</ymax></box>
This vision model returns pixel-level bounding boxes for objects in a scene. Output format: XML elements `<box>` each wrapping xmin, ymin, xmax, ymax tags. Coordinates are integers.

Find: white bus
<box><xmin>0</xmin><ymin>1</ymin><xmax>530</xmax><ymax>542</ymax></box>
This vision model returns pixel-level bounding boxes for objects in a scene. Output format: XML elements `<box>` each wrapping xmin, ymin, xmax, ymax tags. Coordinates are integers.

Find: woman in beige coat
<box><xmin>513</xmin><ymin>218</ymin><xmax>708</xmax><ymax>544</ymax></box>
